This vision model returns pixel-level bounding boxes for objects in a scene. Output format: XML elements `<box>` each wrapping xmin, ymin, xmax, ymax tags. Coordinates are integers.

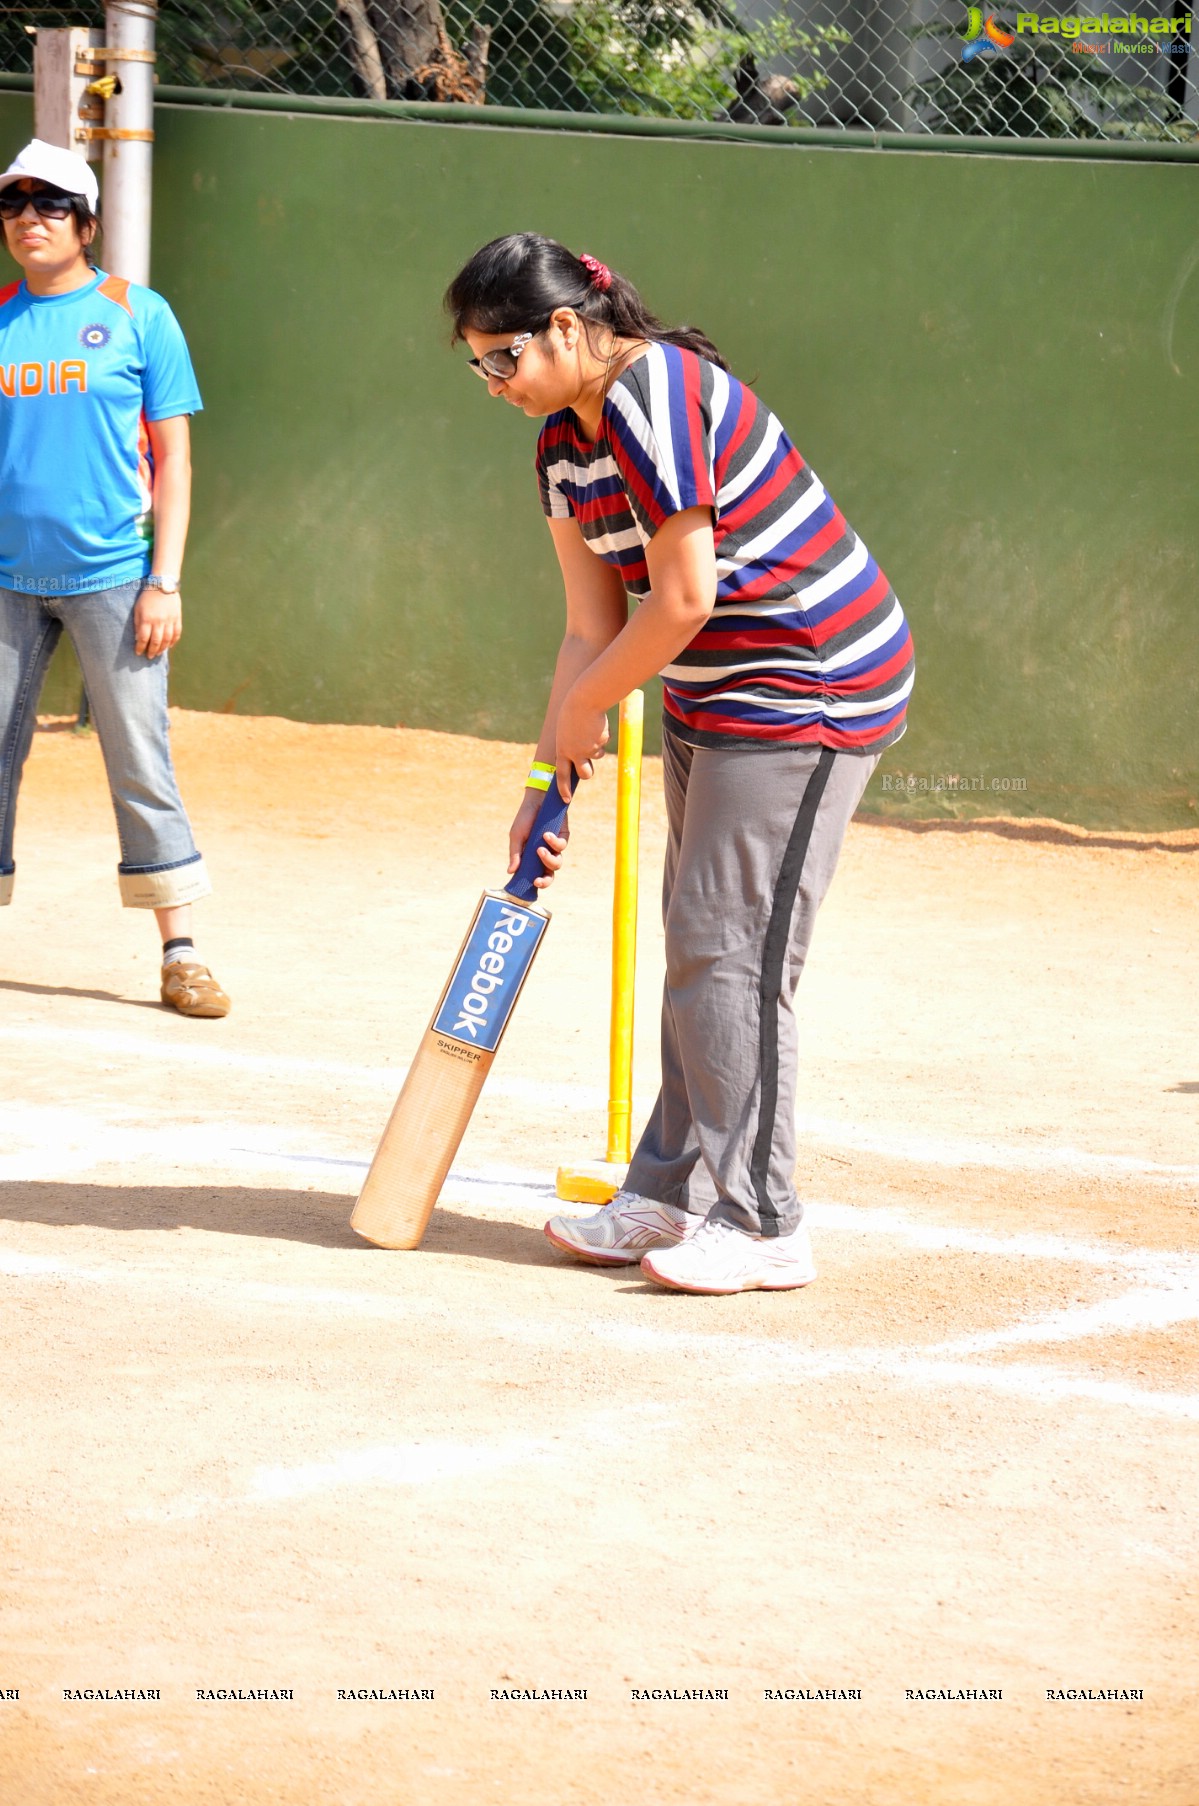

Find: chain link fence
<box><xmin>3</xmin><ymin>3</ymin><xmax>1196</xmax><ymax>140</ymax></box>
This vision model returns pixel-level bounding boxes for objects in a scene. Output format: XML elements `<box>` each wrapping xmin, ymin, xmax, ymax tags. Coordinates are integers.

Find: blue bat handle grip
<box><xmin>504</xmin><ymin>768</ymin><xmax>579</xmax><ymax>901</ymax></box>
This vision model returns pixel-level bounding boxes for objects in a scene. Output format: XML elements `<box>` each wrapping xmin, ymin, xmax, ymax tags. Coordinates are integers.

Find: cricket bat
<box><xmin>350</xmin><ymin>774</ymin><xmax>576</xmax><ymax>1250</ymax></box>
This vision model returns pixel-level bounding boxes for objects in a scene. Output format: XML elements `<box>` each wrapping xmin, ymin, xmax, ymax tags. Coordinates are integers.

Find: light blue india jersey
<box><xmin>0</xmin><ymin>269</ymin><xmax>202</xmax><ymax>592</ymax></box>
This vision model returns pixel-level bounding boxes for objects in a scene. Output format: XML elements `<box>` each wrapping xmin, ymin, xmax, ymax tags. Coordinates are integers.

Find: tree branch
<box><xmin>336</xmin><ymin>0</ymin><xmax>387</xmax><ymax>100</ymax></box>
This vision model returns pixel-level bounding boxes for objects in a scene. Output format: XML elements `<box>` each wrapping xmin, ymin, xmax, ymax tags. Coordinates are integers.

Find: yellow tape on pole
<box><xmin>606</xmin><ymin>689</ymin><xmax>643</xmax><ymax>1165</ymax></box>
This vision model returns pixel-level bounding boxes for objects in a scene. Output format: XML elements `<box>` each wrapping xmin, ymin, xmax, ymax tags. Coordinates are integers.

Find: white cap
<box><xmin>0</xmin><ymin>139</ymin><xmax>99</xmax><ymax>212</ymax></box>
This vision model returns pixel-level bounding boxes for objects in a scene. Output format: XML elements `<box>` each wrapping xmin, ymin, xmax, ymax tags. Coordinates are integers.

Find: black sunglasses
<box><xmin>0</xmin><ymin>189</ymin><xmax>82</xmax><ymax>222</ymax></box>
<box><xmin>468</xmin><ymin>331</ymin><xmax>537</xmax><ymax>381</ymax></box>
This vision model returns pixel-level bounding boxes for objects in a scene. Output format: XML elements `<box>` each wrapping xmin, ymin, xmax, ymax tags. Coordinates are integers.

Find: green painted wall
<box><xmin>4</xmin><ymin>90</ymin><xmax>1196</xmax><ymax>827</ymax></box>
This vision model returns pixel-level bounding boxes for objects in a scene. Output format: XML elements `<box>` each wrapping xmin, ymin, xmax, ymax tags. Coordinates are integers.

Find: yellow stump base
<box><xmin>554</xmin><ymin>1161</ymin><xmax>628</xmax><ymax>1205</ymax></box>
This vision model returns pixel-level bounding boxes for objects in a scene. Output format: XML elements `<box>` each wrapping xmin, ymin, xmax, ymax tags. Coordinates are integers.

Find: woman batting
<box><xmin>0</xmin><ymin>140</ymin><xmax>227</xmax><ymax>1016</ymax></box>
<box><xmin>446</xmin><ymin>233</ymin><xmax>913</xmax><ymax>1295</ymax></box>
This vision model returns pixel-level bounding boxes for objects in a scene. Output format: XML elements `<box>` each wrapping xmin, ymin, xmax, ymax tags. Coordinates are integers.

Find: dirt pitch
<box><xmin>2</xmin><ymin>709</ymin><xmax>1197</xmax><ymax>1806</ymax></box>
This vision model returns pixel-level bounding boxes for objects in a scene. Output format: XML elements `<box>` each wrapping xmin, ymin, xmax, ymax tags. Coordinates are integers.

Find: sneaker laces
<box><xmin>689</xmin><ymin>1215</ymin><xmax>739</xmax><ymax>1247</ymax></box>
<box><xmin>607</xmin><ymin>1188</ymin><xmax>642</xmax><ymax>1214</ymax></box>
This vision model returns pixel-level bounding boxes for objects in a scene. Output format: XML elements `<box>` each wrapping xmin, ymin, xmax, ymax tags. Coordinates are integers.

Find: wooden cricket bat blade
<box><xmin>350</xmin><ymin>1027</ymin><xmax>493</xmax><ymax>1249</ymax></box>
<box><xmin>350</xmin><ymin>774</ymin><xmax>575</xmax><ymax>1250</ymax></box>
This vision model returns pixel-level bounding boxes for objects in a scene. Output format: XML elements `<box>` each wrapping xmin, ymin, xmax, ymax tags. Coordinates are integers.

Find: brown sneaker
<box><xmin>161</xmin><ymin>960</ymin><xmax>231</xmax><ymax>1018</ymax></box>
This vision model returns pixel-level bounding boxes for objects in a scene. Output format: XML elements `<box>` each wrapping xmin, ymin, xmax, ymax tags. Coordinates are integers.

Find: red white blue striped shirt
<box><xmin>536</xmin><ymin>342</ymin><xmax>913</xmax><ymax>751</ymax></box>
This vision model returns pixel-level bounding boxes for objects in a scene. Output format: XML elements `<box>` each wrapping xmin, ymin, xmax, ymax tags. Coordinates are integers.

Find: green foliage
<box><xmin>908</xmin><ymin>26</ymin><xmax>1196</xmax><ymax>141</ymax></box>
<box><xmin>442</xmin><ymin>0</ymin><xmax>592</xmax><ymax>110</ymax></box>
<box><xmin>9</xmin><ymin>0</ymin><xmax>1188</xmax><ymax>140</ymax></box>
<box><xmin>154</xmin><ymin>0</ymin><xmax>845</xmax><ymax>119</ymax></box>
<box><xmin>152</xmin><ymin>0</ymin><xmax>847</xmax><ymax>119</ymax></box>
<box><xmin>156</xmin><ymin>2</ymin><xmax>356</xmax><ymax>97</ymax></box>
<box><xmin>0</xmin><ymin>4</ymin><xmax>100</xmax><ymax>81</ymax></box>
<box><xmin>555</xmin><ymin>0</ymin><xmax>850</xmax><ymax>121</ymax></box>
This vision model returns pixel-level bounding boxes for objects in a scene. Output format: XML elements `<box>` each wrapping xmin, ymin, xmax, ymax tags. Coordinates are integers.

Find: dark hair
<box><xmin>444</xmin><ymin>233</ymin><xmax>730</xmax><ymax>373</ymax></box>
<box><xmin>75</xmin><ymin>198</ymin><xmax>101</xmax><ymax>268</ymax></box>
<box><xmin>71</xmin><ymin>196</ymin><xmax>101</xmax><ymax>268</ymax></box>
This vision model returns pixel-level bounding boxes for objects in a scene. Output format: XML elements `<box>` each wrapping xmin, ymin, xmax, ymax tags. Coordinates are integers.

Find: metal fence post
<box><xmin>102</xmin><ymin>0</ymin><xmax>156</xmax><ymax>286</ymax></box>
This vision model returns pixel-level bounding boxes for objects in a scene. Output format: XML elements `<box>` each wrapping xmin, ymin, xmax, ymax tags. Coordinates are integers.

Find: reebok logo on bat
<box><xmin>452</xmin><ymin>971</ymin><xmax>504</xmax><ymax>1037</ymax></box>
<box><xmin>450</xmin><ymin>908</ymin><xmax>531</xmax><ymax>1036</ymax></box>
<box><xmin>434</xmin><ymin>897</ymin><xmax>547</xmax><ymax>1053</ymax></box>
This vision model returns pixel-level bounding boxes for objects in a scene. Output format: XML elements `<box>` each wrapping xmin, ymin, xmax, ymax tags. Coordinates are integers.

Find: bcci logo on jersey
<box><xmin>433</xmin><ymin>894</ymin><xmax>548</xmax><ymax>1053</ymax></box>
<box><xmin>962</xmin><ymin>7</ymin><xmax>1016</xmax><ymax>57</ymax></box>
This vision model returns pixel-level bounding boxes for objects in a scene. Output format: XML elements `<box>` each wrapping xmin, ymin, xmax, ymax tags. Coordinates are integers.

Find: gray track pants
<box><xmin>625</xmin><ymin>731</ymin><xmax>879</xmax><ymax>1238</ymax></box>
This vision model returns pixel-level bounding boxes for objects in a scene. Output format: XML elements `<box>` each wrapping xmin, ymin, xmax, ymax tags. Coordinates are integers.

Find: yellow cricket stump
<box><xmin>556</xmin><ymin>688</ymin><xmax>644</xmax><ymax>1205</ymax></box>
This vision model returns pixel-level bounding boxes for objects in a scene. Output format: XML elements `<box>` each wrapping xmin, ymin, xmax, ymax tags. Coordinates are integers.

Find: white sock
<box><xmin>162</xmin><ymin>936</ymin><xmax>197</xmax><ymax>968</ymax></box>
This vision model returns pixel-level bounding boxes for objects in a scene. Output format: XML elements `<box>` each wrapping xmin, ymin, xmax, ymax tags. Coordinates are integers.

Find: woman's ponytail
<box><xmin>445</xmin><ymin>233</ymin><xmax>730</xmax><ymax>373</ymax></box>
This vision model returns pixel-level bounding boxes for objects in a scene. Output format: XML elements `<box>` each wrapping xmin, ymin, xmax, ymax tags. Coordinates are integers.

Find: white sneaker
<box><xmin>640</xmin><ymin>1216</ymin><xmax>817</xmax><ymax>1295</ymax></box>
<box><xmin>544</xmin><ymin>1189</ymin><xmax>694</xmax><ymax>1266</ymax></box>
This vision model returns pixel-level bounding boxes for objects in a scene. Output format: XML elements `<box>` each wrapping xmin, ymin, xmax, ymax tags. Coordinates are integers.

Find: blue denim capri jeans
<box><xmin>0</xmin><ymin>579</ymin><xmax>211</xmax><ymax>908</ymax></box>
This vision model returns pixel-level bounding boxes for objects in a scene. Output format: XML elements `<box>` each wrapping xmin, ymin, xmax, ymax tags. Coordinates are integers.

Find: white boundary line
<box><xmin>1</xmin><ymin>1243</ymin><xmax>1196</xmax><ymax>1424</ymax></box>
<box><xmin>4</xmin><ymin>1091</ymin><xmax>1197</xmax><ymax>1427</ymax></box>
<box><xmin>3</xmin><ymin>1104</ymin><xmax>1198</xmax><ymax>1284</ymax></box>
<box><xmin>2</xmin><ymin>1023</ymin><xmax>1195</xmax><ymax>1185</ymax></box>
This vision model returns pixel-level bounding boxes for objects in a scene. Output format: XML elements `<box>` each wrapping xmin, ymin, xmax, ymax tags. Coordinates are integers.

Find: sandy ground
<box><xmin>1</xmin><ymin>710</ymin><xmax>1197</xmax><ymax>1806</ymax></box>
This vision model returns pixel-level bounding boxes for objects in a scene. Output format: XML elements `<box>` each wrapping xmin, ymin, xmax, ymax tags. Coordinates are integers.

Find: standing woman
<box><xmin>0</xmin><ymin>141</ymin><xmax>228</xmax><ymax>1016</ymax></box>
<box><xmin>446</xmin><ymin>233</ymin><xmax>914</xmax><ymax>1296</ymax></box>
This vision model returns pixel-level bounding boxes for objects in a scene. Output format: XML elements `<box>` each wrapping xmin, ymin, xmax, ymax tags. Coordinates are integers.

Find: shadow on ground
<box><xmin>0</xmin><ymin>1183</ymin><xmax>561</xmax><ymax>1266</ymax></box>
<box><xmin>0</xmin><ymin>979</ymin><xmax>162</xmax><ymax>1009</ymax></box>
<box><xmin>857</xmin><ymin>816</ymin><xmax>1199</xmax><ymax>854</ymax></box>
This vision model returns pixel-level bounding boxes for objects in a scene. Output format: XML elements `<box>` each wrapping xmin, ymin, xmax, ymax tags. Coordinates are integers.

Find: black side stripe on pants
<box><xmin>750</xmin><ymin>745</ymin><xmax>837</xmax><ymax>1237</ymax></box>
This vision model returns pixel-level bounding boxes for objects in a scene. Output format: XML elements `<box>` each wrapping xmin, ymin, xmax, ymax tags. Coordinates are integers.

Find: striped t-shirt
<box><xmin>535</xmin><ymin>342</ymin><xmax>913</xmax><ymax>752</ymax></box>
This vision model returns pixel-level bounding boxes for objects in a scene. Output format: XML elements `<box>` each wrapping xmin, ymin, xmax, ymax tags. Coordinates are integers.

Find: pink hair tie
<box><xmin>578</xmin><ymin>252</ymin><xmax>612</xmax><ymax>293</ymax></box>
